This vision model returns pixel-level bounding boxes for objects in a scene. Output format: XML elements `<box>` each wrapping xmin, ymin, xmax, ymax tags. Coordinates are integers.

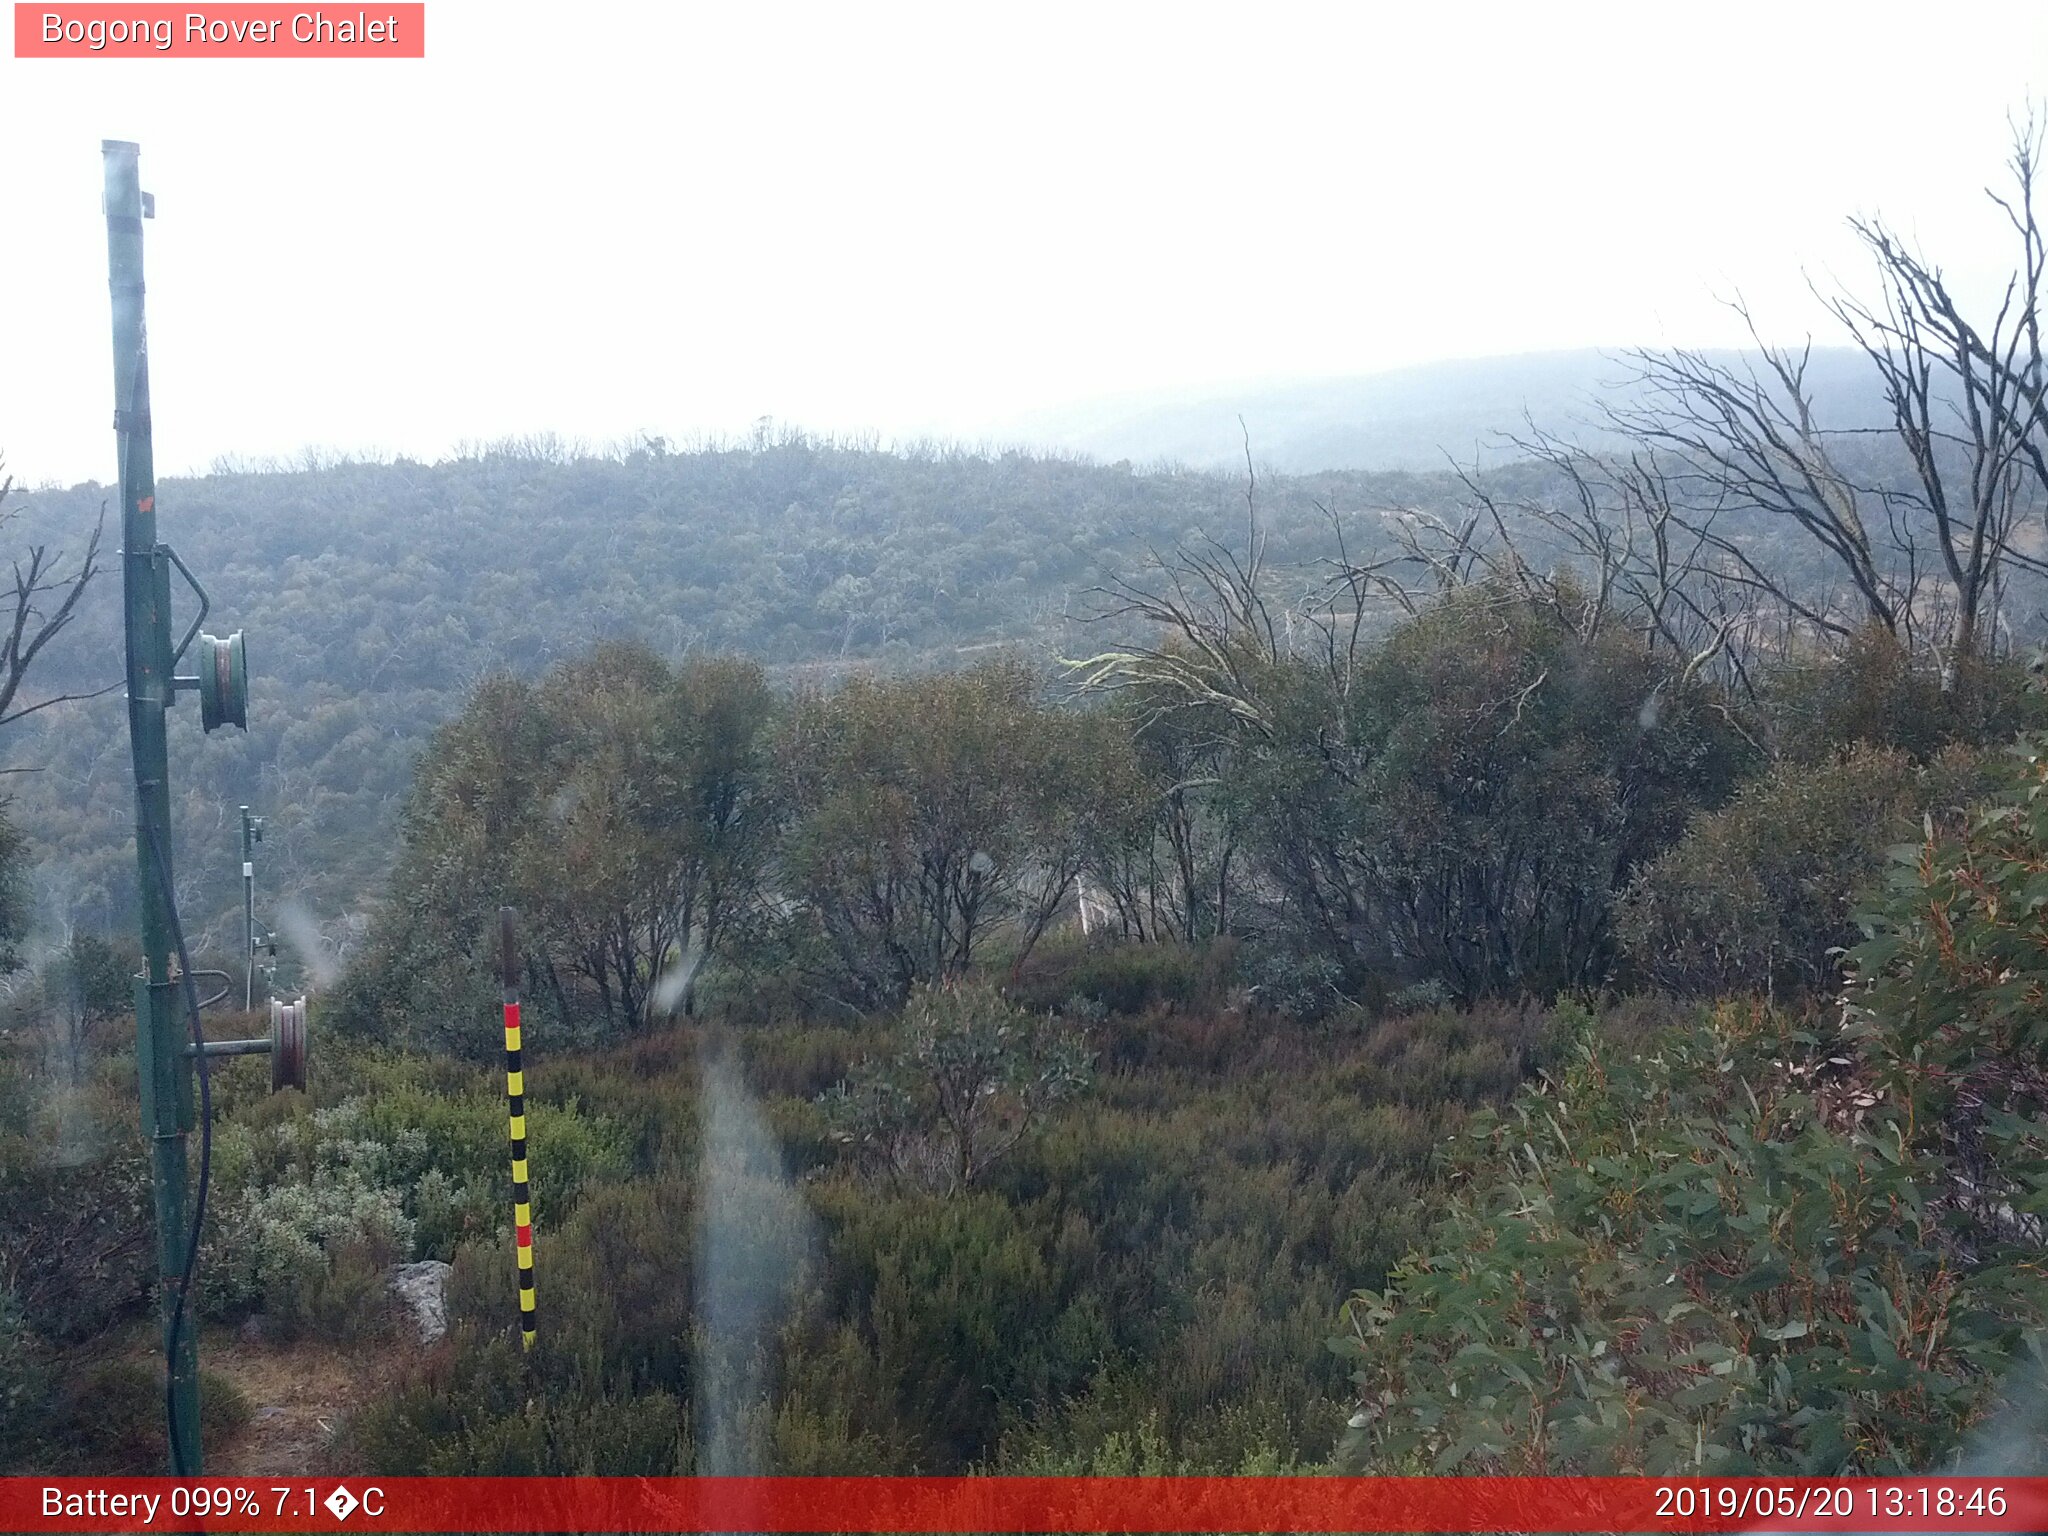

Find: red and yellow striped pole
<box><xmin>500</xmin><ymin>906</ymin><xmax>535</xmax><ymax>1350</ymax></box>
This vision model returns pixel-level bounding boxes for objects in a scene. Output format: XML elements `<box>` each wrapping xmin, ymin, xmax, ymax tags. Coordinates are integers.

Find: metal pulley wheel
<box><xmin>268</xmin><ymin>996</ymin><xmax>307</xmax><ymax>1091</ymax></box>
<box><xmin>198</xmin><ymin>630</ymin><xmax>248</xmax><ymax>732</ymax></box>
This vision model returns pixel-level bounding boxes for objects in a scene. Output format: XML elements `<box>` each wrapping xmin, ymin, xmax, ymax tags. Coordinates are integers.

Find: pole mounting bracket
<box><xmin>160</xmin><ymin>542</ymin><xmax>210</xmax><ymax>667</ymax></box>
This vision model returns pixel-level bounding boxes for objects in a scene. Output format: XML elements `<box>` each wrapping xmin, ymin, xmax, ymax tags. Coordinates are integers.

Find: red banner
<box><xmin>12</xmin><ymin>4</ymin><xmax>424</xmax><ymax>58</ymax></box>
<box><xmin>4</xmin><ymin>1476</ymin><xmax>2048</xmax><ymax>1533</ymax></box>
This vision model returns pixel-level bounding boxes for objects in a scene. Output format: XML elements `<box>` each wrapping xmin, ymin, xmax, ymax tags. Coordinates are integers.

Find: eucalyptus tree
<box><xmin>334</xmin><ymin>643</ymin><xmax>778</xmax><ymax>1047</ymax></box>
<box><xmin>774</xmin><ymin>656</ymin><xmax>1106</xmax><ymax>1009</ymax></box>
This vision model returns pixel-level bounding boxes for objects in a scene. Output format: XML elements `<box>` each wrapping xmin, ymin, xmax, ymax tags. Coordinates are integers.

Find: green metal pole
<box><xmin>105</xmin><ymin>138</ymin><xmax>202</xmax><ymax>1477</ymax></box>
<box><xmin>242</xmin><ymin>807</ymin><xmax>257</xmax><ymax>1011</ymax></box>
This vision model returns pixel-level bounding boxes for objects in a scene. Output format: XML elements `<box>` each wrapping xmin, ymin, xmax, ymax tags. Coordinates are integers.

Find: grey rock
<box><xmin>388</xmin><ymin>1259</ymin><xmax>452</xmax><ymax>1344</ymax></box>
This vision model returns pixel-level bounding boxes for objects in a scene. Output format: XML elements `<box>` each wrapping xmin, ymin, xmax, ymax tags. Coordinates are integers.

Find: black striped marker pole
<box><xmin>500</xmin><ymin>906</ymin><xmax>535</xmax><ymax>1350</ymax></box>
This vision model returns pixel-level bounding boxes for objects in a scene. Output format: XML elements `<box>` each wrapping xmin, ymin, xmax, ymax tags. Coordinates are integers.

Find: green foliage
<box><xmin>7</xmin><ymin>931</ymin><xmax>144</xmax><ymax>1083</ymax></box>
<box><xmin>64</xmin><ymin>932</ymin><xmax>133</xmax><ymax>1020</ymax></box>
<box><xmin>1338</xmin><ymin>994</ymin><xmax>2048</xmax><ymax>1470</ymax></box>
<box><xmin>0</xmin><ymin>804</ymin><xmax>25</xmax><ymax>975</ymax></box>
<box><xmin>774</xmin><ymin>658</ymin><xmax>1110</xmax><ymax>1008</ymax></box>
<box><xmin>200</xmin><ymin>1064</ymin><xmax>631</xmax><ymax>1332</ymax></box>
<box><xmin>1011</xmin><ymin>936</ymin><xmax>1238</xmax><ymax>1021</ymax></box>
<box><xmin>1767</xmin><ymin>628</ymin><xmax>2045</xmax><ymax>765</ymax></box>
<box><xmin>1617</xmin><ymin>745</ymin><xmax>1985</xmax><ymax>998</ymax></box>
<box><xmin>997</xmin><ymin>1389</ymin><xmax>1327</xmax><ymax>1475</ymax></box>
<box><xmin>336</xmin><ymin>644</ymin><xmax>779</xmax><ymax>1049</ymax></box>
<box><xmin>0</xmin><ymin>1139</ymin><xmax>152</xmax><ymax>1344</ymax></box>
<box><xmin>333</xmin><ymin>980</ymin><xmax>1547</xmax><ymax>1477</ymax></box>
<box><xmin>821</xmin><ymin>981</ymin><xmax>1093</xmax><ymax>1192</ymax></box>
<box><xmin>1070</xmin><ymin>681</ymin><xmax>1244</xmax><ymax>946</ymax></box>
<box><xmin>345</xmin><ymin>1340</ymin><xmax>695</xmax><ymax>1475</ymax></box>
<box><xmin>348</xmin><ymin>1171</ymin><xmax>703</xmax><ymax>1473</ymax></box>
<box><xmin>1238</xmin><ymin>584</ymin><xmax>1754</xmax><ymax>999</ymax></box>
<box><xmin>0</xmin><ymin>1333</ymin><xmax>250</xmax><ymax>1475</ymax></box>
<box><xmin>808</xmin><ymin>1182</ymin><xmax>1107</xmax><ymax>1467</ymax></box>
<box><xmin>0</xmin><ymin>1288</ymin><xmax>52</xmax><ymax>1470</ymax></box>
<box><xmin>1236</xmin><ymin>943</ymin><xmax>1366</xmax><ymax>1022</ymax></box>
<box><xmin>24</xmin><ymin>1359</ymin><xmax>161</xmax><ymax>1473</ymax></box>
<box><xmin>10</xmin><ymin>442</ymin><xmax>1433</xmax><ymax>951</ymax></box>
<box><xmin>29</xmin><ymin>443</ymin><xmax>2035</xmax><ymax>1478</ymax></box>
<box><xmin>1847</xmin><ymin>730</ymin><xmax>2048</xmax><ymax>1109</ymax></box>
<box><xmin>736</xmin><ymin>1023</ymin><xmax>871</xmax><ymax>1102</ymax></box>
<box><xmin>201</xmin><ymin>1168</ymin><xmax>413</xmax><ymax>1336</ymax></box>
<box><xmin>19</xmin><ymin>363</ymin><xmax>2048</xmax><ymax>1486</ymax></box>
<box><xmin>0</xmin><ymin>1022</ymin><xmax>153</xmax><ymax>1345</ymax></box>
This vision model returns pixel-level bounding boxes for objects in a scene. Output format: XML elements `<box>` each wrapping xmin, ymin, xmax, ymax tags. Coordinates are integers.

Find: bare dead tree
<box><xmin>1301</xmin><ymin>498</ymin><xmax>1431</xmax><ymax>701</ymax></box>
<box><xmin>1821</xmin><ymin>112</ymin><xmax>2048</xmax><ymax>685</ymax></box>
<box><xmin>1066</xmin><ymin>425</ymin><xmax>1293</xmax><ymax>740</ymax></box>
<box><xmin>1595</xmin><ymin>115</ymin><xmax>2048</xmax><ymax>691</ymax></box>
<box><xmin>1604</xmin><ymin>324</ymin><xmax>1915</xmax><ymax>648</ymax></box>
<box><xmin>0</xmin><ymin>463</ymin><xmax>109</xmax><ymax>750</ymax></box>
<box><xmin>1491</xmin><ymin>428</ymin><xmax>1799</xmax><ymax>707</ymax></box>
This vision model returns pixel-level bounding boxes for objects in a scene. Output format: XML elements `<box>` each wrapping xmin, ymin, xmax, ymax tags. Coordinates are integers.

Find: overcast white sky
<box><xmin>3</xmin><ymin>1</ymin><xmax>2046</xmax><ymax>485</ymax></box>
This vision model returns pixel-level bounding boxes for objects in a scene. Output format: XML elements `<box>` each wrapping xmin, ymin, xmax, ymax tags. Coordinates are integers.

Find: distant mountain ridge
<box><xmin>1003</xmin><ymin>347</ymin><xmax>1893</xmax><ymax>473</ymax></box>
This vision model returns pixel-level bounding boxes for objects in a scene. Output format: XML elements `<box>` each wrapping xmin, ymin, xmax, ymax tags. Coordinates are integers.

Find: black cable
<box><xmin>143</xmin><ymin>815</ymin><xmax>213</xmax><ymax>1478</ymax></box>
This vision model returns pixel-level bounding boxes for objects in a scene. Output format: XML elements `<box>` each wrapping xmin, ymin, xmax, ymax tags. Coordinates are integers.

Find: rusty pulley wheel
<box><xmin>197</xmin><ymin>630</ymin><xmax>248</xmax><ymax>733</ymax></box>
<box><xmin>269</xmin><ymin>996</ymin><xmax>308</xmax><ymax>1092</ymax></box>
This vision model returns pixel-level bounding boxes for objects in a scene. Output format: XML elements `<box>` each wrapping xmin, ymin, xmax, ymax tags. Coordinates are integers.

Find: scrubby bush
<box><xmin>995</xmin><ymin>1393</ymin><xmax>1327</xmax><ymax>1474</ymax></box>
<box><xmin>0</xmin><ymin>940</ymin><xmax>155</xmax><ymax>1353</ymax></box>
<box><xmin>772</xmin><ymin>658</ymin><xmax>1114</xmax><ymax>1009</ymax></box>
<box><xmin>329</xmin><ymin>967</ymin><xmax>1561</xmax><ymax>1478</ymax></box>
<box><xmin>342</xmin><ymin>1327</ymin><xmax>696</xmax><ymax>1475</ymax></box>
<box><xmin>0</xmin><ymin>806</ymin><xmax>25</xmax><ymax>977</ymax></box>
<box><xmin>1336</xmin><ymin>1001</ymin><xmax>2048</xmax><ymax>1473</ymax></box>
<box><xmin>820</xmin><ymin>981</ymin><xmax>1092</xmax><ymax>1193</ymax></box>
<box><xmin>1616</xmin><ymin>744</ymin><xmax>1984</xmax><ymax>999</ymax></box>
<box><xmin>0</xmin><ymin>1344</ymin><xmax>251</xmax><ymax>1475</ymax></box>
<box><xmin>331</xmin><ymin>646</ymin><xmax>781</xmax><ymax>1050</ymax></box>
<box><xmin>199</xmin><ymin>1068</ymin><xmax>631</xmax><ymax>1333</ymax></box>
<box><xmin>0</xmin><ymin>1288</ymin><xmax>51</xmax><ymax>1470</ymax></box>
<box><xmin>737</xmin><ymin>1023</ymin><xmax>872</xmax><ymax>1101</ymax></box>
<box><xmin>1766</xmin><ymin>628</ymin><xmax>2043</xmax><ymax>765</ymax></box>
<box><xmin>1011</xmin><ymin>936</ymin><xmax>1238</xmax><ymax>1021</ymax></box>
<box><xmin>1233</xmin><ymin>584</ymin><xmax>1754</xmax><ymax>1001</ymax></box>
<box><xmin>201</xmin><ymin>1169</ymin><xmax>413</xmax><ymax>1335</ymax></box>
<box><xmin>1846</xmin><ymin>730</ymin><xmax>2048</xmax><ymax>1133</ymax></box>
<box><xmin>0</xmin><ymin>1133</ymin><xmax>151</xmax><ymax>1344</ymax></box>
<box><xmin>1339</xmin><ymin>746</ymin><xmax>2048</xmax><ymax>1476</ymax></box>
<box><xmin>808</xmin><ymin>1182</ymin><xmax>1105</xmax><ymax>1468</ymax></box>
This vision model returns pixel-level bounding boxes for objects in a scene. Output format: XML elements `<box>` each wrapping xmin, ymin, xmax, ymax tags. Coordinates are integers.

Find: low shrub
<box><xmin>1336</xmin><ymin>999</ymin><xmax>2048</xmax><ymax>1474</ymax></box>
<box><xmin>1616</xmin><ymin>745</ymin><xmax>1986</xmax><ymax>999</ymax></box>
<box><xmin>0</xmin><ymin>1288</ymin><xmax>51</xmax><ymax>1471</ymax></box>
<box><xmin>201</xmin><ymin>1172</ymin><xmax>413</xmax><ymax>1335</ymax></box>
<box><xmin>1011</xmin><ymin>938</ymin><xmax>1238</xmax><ymax>1020</ymax></box>
<box><xmin>820</xmin><ymin>981</ymin><xmax>1092</xmax><ymax>1193</ymax></box>
<box><xmin>1765</xmin><ymin>629</ymin><xmax>2043</xmax><ymax>765</ymax></box>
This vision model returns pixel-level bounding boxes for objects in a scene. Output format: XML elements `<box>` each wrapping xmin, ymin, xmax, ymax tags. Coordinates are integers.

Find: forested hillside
<box><xmin>0</xmin><ymin>438</ymin><xmax>1468</xmax><ymax>961</ymax></box>
<box><xmin>2</xmin><ymin>410</ymin><xmax>1926</xmax><ymax>971</ymax></box>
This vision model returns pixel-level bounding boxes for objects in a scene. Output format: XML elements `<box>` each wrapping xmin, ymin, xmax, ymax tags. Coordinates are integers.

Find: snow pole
<box><xmin>500</xmin><ymin>906</ymin><xmax>535</xmax><ymax>1350</ymax></box>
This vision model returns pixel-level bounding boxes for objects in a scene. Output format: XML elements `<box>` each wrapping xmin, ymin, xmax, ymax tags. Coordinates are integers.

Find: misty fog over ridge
<box><xmin>26</xmin><ymin>345</ymin><xmax>1897</xmax><ymax>488</ymax></box>
<box><xmin>1002</xmin><ymin>346</ymin><xmax>1893</xmax><ymax>474</ymax></box>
